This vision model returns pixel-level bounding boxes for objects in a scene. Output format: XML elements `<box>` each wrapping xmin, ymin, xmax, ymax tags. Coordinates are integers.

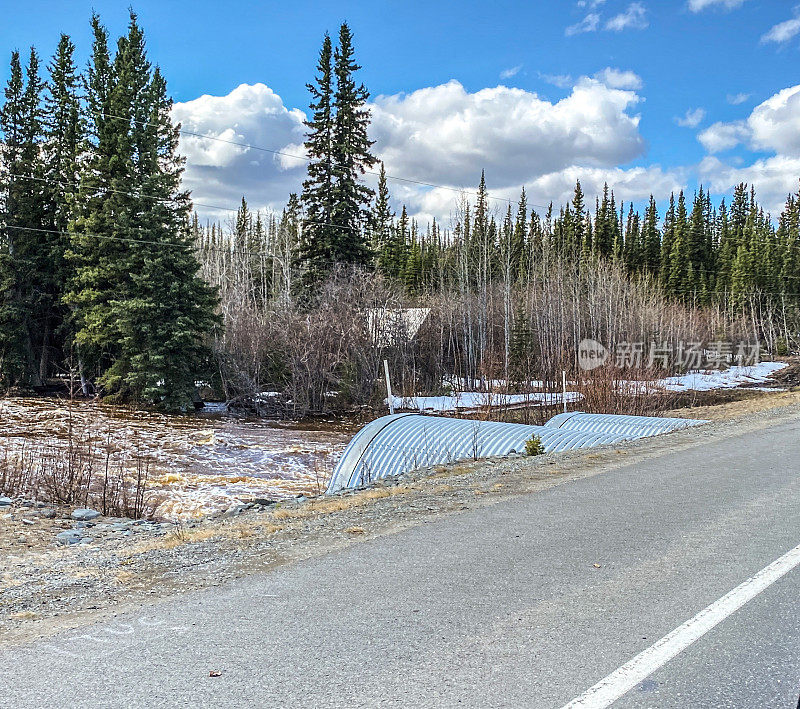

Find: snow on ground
<box><xmin>656</xmin><ymin>361</ymin><xmax>788</xmax><ymax>392</ymax></box>
<box><xmin>390</xmin><ymin>362</ymin><xmax>788</xmax><ymax>412</ymax></box>
<box><xmin>388</xmin><ymin>391</ymin><xmax>583</xmax><ymax>413</ymax></box>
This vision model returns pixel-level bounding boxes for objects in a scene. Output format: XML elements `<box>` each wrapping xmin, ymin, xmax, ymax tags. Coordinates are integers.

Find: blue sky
<box><xmin>2</xmin><ymin>0</ymin><xmax>800</xmax><ymax>222</ymax></box>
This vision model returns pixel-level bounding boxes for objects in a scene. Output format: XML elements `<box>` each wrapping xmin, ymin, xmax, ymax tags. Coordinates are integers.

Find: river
<box><xmin>0</xmin><ymin>398</ymin><xmax>357</xmax><ymax>519</ymax></box>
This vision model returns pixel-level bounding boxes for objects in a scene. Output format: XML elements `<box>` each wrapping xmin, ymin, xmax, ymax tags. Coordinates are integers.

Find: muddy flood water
<box><xmin>0</xmin><ymin>398</ymin><xmax>359</xmax><ymax>519</ymax></box>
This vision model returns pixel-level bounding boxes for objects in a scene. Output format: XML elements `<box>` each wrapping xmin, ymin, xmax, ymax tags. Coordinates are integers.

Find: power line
<box><xmin>3</xmin><ymin>224</ymin><xmax>277</xmax><ymax>259</ymax></box>
<box><xmin>6</xmin><ymin>172</ymin><xmax>355</xmax><ymax>233</ymax></box>
<box><xmin>100</xmin><ymin>111</ymin><xmax>547</xmax><ymax>210</ymax></box>
<box><xmin>11</xmin><ymin>172</ymin><xmax>800</xmax><ymax>258</ymax></box>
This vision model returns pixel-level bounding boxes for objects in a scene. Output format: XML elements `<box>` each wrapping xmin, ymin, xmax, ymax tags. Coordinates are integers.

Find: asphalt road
<box><xmin>2</xmin><ymin>414</ymin><xmax>799</xmax><ymax>708</ymax></box>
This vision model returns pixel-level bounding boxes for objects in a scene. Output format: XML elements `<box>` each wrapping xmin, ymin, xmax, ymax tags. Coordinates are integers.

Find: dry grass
<box><xmin>0</xmin><ymin>408</ymin><xmax>157</xmax><ymax>520</ymax></box>
<box><xmin>668</xmin><ymin>389</ymin><xmax>800</xmax><ymax>421</ymax></box>
<box><xmin>9</xmin><ymin>610</ymin><xmax>38</xmax><ymax>620</ymax></box>
<box><xmin>275</xmin><ymin>486</ymin><xmax>411</xmax><ymax>519</ymax></box>
<box><xmin>345</xmin><ymin>526</ymin><xmax>365</xmax><ymax>535</ymax></box>
<box><xmin>123</xmin><ymin>519</ymin><xmax>287</xmax><ymax>555</ymax></box>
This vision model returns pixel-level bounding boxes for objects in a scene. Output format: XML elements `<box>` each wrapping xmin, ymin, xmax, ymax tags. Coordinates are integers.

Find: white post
<box><xmin>384</xmin><ymin>359</ymin><xmax>395</xmax><ymax>415</ymax></box>
<box><xmin>562</xmin><ymin>370</ymin><xmax>567</xmax><ymax>414</ymax></box>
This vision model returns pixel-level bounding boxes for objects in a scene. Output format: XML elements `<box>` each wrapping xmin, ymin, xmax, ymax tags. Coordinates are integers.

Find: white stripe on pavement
<box><xmin>562</xmin><ymin>541</ymin><xmax>800</xmax><ymax>709</ymax></box>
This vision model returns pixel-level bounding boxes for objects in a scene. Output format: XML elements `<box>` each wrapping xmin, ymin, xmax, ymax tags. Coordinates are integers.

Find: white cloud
<box><xmin>605</xmin><ymin>2</ymin><xmax>648</xmax><ymax>31</ymax></box>
<box><xmin>394</xmin><ymin>164</ymin><xmax>685</xmax><ymax>227</ymax></box>
<box><xmin>698</xmin><ymin>120</ymin><xmax>749</xmax><ymax>151</ymax></box>
<box><xmin>746</xmin><ymin>85</ymin><xmax>800</xmax><ymax>154</ymax></box>
<box><xmin>696</xmin><ymin>83</ymin><xmax>800</xmax><ymax>214</ymax></box>
<box><xmin>566</xmin><ymin>13</ymin><xmax>601</xmax><ymax>36</ymax></box>
<box><xmin>726</xmin><ymin>92</ymin><xmax>750</xmax><ymax>105</ymax></box>
<box><xmin>699</xmin><ymin>84</ymin><xmax>800</xmax><ymax>154</ymax></box>
<box><xmin>522</xmin><ymin>165</ymin><xmax>685</xmax><ymax>211</ymax></box>
<box><xmin>172</xmin><ymin>83</ymin><xmax>307</xmax><ymax>219</ymax></box>
<box><xmin>500</xmin><ymin>65</ymin><xmax>522</xmax><ymax>79</ymax></box>
<box><xmin>594</xmin><ymin>67</ymin><xmax>643</xmax><ymax>90</ymax></box>
<box><xmin>539</xmin><ymin>72</ymin><xmax>574</xmax><ymax>88</ymax></box>
<box><xmin>688</xmin><ymin>0</ymin><xmax>747</xmax><ymax>12</ymax></box>
<box><xmin>761</xmin><ymin>14</ymin><xmax>800</xmax><ymax>44</ymax></box>
<box><xmin>174</xmin><ymin>77</ymin><xmax>658</xmax><ymax>223</ymax></box>
<box><xmin>675</xmin><ymin>107</ymin><xmax>706</xmax><ymax>128</ymax></box>
<box><xmin>369</xmin><ymin>79</ymin><xmax>645</xmax><ymax>189</ymax></box>
<box><xmin>541</xmin><ymin>68</ymin><xmax>642</xmax><ymax>91</ymax></box>
<box><xmin>577</xmin><ymin>0</ymin><xmax>607</xmax><ymax>8</ymax></box>
<box><xmin>698</xmin><ymin>155</ymin><xmax>800</xmax><ymax>215</ymax></box>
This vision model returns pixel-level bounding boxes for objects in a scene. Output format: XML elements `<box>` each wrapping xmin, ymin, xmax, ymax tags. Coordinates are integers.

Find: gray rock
<box><xmin>252</xmin><ymin>498</ymin><xmax>276</xmax><ymax>507</ymax></box>
<box><xmin>71</xmin><ymin>508</ymin><xmax>101</xmax><ymax>521</ymax></box>
<box><xmin>40</xmin><ymin>508</ymin><xmax>57</xmax><ymax>519</ymax></box>
<box><xmin>56</xmin><ymin>530</ymin><xmax>83</xmax><ymax>546</ymax></box>
<box><xmin>110</xmin><ymin>522</ymin><xmax>133</xmax><ymax>532</ymax></box>
<box><xmin>0</xmin><ymin>496</ymin><xmax>12</xmax><ymax>507</ymax></box>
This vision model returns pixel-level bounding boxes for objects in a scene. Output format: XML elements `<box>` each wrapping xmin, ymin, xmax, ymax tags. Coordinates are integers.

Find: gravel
<box><xmin>1</xmin><ymin>391</ymin><xmax>798</xmax><ymax>648</ymax></box>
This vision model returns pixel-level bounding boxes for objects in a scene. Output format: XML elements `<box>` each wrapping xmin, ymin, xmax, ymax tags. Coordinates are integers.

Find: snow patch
<box><xmin>656</xmin><ymin>361</ymin><xmax>787</xmax><ymax>392</ymax></box>
<box><xmin>388</xmin><ymin>391</ymin><xmax>583</xmax><ymax>413</ymax></box>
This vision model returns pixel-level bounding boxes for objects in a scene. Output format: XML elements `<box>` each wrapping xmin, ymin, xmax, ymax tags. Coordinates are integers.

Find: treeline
<box><xmin>196</xmin><ymin>171</ymin><xmax>800</xmax><ymax>353</ymax></box>
<box><xmin>2</xmin><ymin>14</ymin><xmax>795</xmax><ymax>416</ymax></box>
<box><xmin>191</xmin><ymin>24</ymin><xmax>796</xmax><ymax>415</ymax></box>
<box><xmin>0</xmin><ymin>12</ymin><xmax>216</xmax><ymax>407</ymax></box>
<box><xmin>371</xmin><ymin>175</ymin><xmax>800</xmax><ymax>309</ymax></box>
<box><xmin>196</xmin><ymin>169</ymin><xmax>800</xmax><ymax>320</ymax></box>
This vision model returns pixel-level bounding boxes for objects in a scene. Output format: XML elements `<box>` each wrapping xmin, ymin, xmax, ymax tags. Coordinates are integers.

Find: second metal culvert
<box><xmin>326</xmin><ymin>414</ymin><xmax>631</xmax><ymax>494</ymax></box>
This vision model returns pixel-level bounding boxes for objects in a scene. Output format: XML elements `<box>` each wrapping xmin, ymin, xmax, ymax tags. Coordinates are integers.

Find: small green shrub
<box><xmin>525</xmin><ymin>435</ymin><xmax>545</xmax><ymax>456</ymax></box>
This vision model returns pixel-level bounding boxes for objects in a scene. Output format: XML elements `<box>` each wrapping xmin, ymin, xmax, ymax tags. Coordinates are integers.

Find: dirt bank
<box><xmin>2</xmin><ymin>387</ymin><xmax>799</xmax><ymax>648</ymax></box>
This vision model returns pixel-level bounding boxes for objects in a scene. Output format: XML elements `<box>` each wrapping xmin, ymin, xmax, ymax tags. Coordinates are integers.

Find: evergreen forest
<box><xmin>2</xmin><ymin>13</ymin><xmax>798</xmax><ymax>413</ymax></box>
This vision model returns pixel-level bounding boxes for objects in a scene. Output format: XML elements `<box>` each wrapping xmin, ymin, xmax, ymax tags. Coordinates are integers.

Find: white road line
<box><xmin>562</xmin><ymin>541</ymin><xmax>800</xmax><ymax>709</ymax></box>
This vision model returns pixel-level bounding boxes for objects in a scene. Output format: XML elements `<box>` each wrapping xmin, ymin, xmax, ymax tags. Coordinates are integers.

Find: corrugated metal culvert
<box><xmin>326</xmin><ymin>414</ymin><xmax>631</xmax><ymax>494</ymax></box>
<box><xmin>327</xmin><ymin>410</ymin><xmax>710</xmax><ymax>494</ymax></box>
<box><xmin>544</xmin><ymin>411</ymin><xmax>707</xmax><ymax>437</ymax></box>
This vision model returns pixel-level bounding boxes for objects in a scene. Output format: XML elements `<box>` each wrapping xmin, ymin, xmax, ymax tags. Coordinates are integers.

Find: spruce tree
<box><xmin>0</xmin><ymin>51</ymin><xmax>27</xmax><ymax>387</ymax></box>
<box><xmin>571</xmin><ymin>180</ymin><xmax>585</xmax><ymax>256</ymax></box>
<box><xmin>67</xmin><ymin>12</ymin><xmax>217</xmax><ymax>408</ymax></box>
<box><xmin>660</xmin><ymin>193</ymin><xmax>676</xmax><ymax>286</ymax></box>
<box><xmin>381</xmin><ymin>204</ymin><xmax>408</xmax><ymax>280</ymax></box>
<box><xmin>300</xmin><ymin>24</ymin><xmax>375</xmax><ymax>285</ymax></box>
<box><xmin>668</xmin><ymin>191</ymin><xmax>689</xmax><ymax>297</ymax></box>
<box><xmin>511</xmin><ymin>187</ymin><xmax>528</xmax><ymax>280</ymax></box>
<box><xmin>330</xmin><ymin>22</ymin><xmax>376</xmax><ymax>264</ymax></box>
<box><xmin>371</xmin><ymin>162</ymin><xmax>394</xmax><ymax>262</ymax></box>
<box><xmin>40</xmin><ymin>34</ymin><xmax>83</xmax><ymax>380</ymax></box>
<box><xmin>642</xmin><ymin>196</ymin><xmax>660</xmax><ymax>274</ymax></box>
<box><xmin>0</xmin><ymin>48</ymin><xmax>48</xmax><ymax>388</ymax></box>
<box><xmin>594</xmin><ymin>184</ymin><xmax>613</xmax><ymax>258</ymax></box>
<box><xmin>298</xmin><ymin>33</ymin><xmax>335</xmax><ymax>286</ymax></box>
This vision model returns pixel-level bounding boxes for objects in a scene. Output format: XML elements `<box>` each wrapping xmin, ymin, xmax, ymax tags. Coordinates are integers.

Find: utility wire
<box><xmin>3</xmin><ymin>224</ymin><xmax>272</xmax><ymax>259</ymax></box>
<box><xmin>11</xmin><ymin>171</ymin><xmax>800</xmax><ymax>259</ymax></box>
<box><xmin>100</xmin><ymin>111</ymin><xmax>549</xmax><ymax>210</ymax></box>
<box><xmin>7</xmin><ymin>172</ymin><xmax>355</xmax><ymax>233</ymax></box>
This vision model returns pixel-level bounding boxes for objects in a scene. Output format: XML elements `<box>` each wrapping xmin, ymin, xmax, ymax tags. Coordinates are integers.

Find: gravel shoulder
<box><xmin>2</xmin><ymin>388</ymin><xmax>799</xmax><ymax>649</ymax></box>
